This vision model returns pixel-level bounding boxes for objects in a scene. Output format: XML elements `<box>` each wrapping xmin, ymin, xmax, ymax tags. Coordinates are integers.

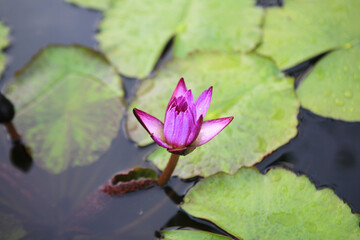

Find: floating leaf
<box><xmin>97</xmin><ymin>0</ymin><xmax>263</xmax><ymax>78</ymax></box>
<box><xmin>0</xmin><ymin>211</ymin><xmax>27</xmax><ymax>240</ymax></box>
<box><xmin>66</xmin><ymin>0</ymin><xmax>112</xmax><ymax>10</ymax></box>
<box><xmin>5</xmin><ymin>45</ymin><xmax>125</xmax><ymax>174</ymax></box>
<box><xmin>172</xmin><ymin>0</ymin><xmax>263</xmax><ymax>58</ymax></box>
<box><xmin>127</xmin><ymin>53</ymin><xmax>299</xmax><ymax>178</ymax></box>
<box><xmin>97</xmin><ymin>0</ymin><xmax>189</xmax><ymax>78</ymax></box>
<box><xmin>0</xmin><ymin>21</ymin><xmax>10</xmax><ymax>75</ymax></box>
<box><xmin>162</xmin><ymin>230</ymin><xmax>232</xmax><ymax>240</ymax></box>
<box><xmin>181</xmin><ymin>168</ymin><xmax>360</xmax><ymax>240</ymax></box>
<box><xmin>257</xmin><ymin>0</ymin><xmax>360</xmax><ymax>70</ymax></box>
<box><xmin>297</xmin><ymin>45</ymin><xmax>360</xmax><ymax>121</ymax></box>
<box><xmin>102</xmin><ymin>167</ymin><xmax>158</xmax><ymax>195</ymax></box>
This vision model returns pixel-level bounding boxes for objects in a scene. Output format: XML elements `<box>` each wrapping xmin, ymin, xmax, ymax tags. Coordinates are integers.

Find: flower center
<box><xmin>169</xmin><ymin>96</ymin><xmax>189</xmax><ymax>114</ymax></box>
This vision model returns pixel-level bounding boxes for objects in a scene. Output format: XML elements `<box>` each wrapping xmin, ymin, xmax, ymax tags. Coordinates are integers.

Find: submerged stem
<box><xmin>157</xmin><ymin>153</ymin><xmax>179</xmax><ymax>186</ymax></box>
<box><xmin>5</xmin><ymin>122</ymin><xmax>21</xmax><ymax>141</ymax></box>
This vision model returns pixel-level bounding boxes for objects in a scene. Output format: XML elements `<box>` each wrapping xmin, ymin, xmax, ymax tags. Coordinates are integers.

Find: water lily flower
<box><xmin>133</xmin><ymin>78</ymin><xmax>233</xmax><ymax>156</ymax></box>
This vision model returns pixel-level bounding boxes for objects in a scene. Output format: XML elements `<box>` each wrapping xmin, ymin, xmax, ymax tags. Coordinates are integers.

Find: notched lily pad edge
<box><xmin>255</xmin><ymin>35</ymin><xmax>360</xmax><ymax>72</ymax></box>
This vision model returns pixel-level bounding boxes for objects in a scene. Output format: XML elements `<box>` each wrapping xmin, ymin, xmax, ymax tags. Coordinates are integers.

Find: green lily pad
<box><xmin>162</xmin><ymin>230</ymin><xmax>232</xmax><ymax>240</ymax></box>
<box><xmin>257</xmin><ymin>0</ymin><xmax>360</xmax><ymax>70</ymax></box>
<box><xmin>0</xmin><ymin>21</ymin><xmax>10</xmax><ymax>76</ymax></box>
<box><xmin>297</xmin><ymin>45</ymin><xmax>360</xmax><ymax>121</ymax></box>
<box><xmin>5</xmin><ymin>45</ymin><xmax>124</xmax><ymax>174</ymax></box>
<box><xmin>172</xmin><ymin>0</ymin><xmax>263</xmax><ymax>58</ymax></box>
<box><xmin>97</xmin><ymin>0</ymin><xmax>189</xmax><ymax>78</ymax></box>
<box><xmin>66</xmin><ymin>0</ymin><xmax>112</xmax><ymax>10</ymax></box>
<box><xmin>0</xmin><ymin>212</ymin><xmax>27</xmax><ymax>240</ymax></box>
<box><xmin>127</xmin><ymin>53</ymin><xmax>299</xmax><ymax>178</ymax></box>
<box><xmin>97</xmin><ymin>0</ymin><xmax>263</xmax><ymax>78</ymax></box>
<box><xmin>181</xmin><ymin>167</ymin><xmax>360</xmax><ymax>240</ymax></box>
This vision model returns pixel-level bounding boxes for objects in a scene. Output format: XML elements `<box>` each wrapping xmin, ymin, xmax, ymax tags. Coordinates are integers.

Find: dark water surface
<box><xmin>0</xmin><ymin>0</ymin><xmax>360</xmax><ymax>239</ymax></box>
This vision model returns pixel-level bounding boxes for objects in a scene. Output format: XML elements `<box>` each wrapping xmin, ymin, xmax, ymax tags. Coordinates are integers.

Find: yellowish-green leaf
<box><xmin>162</xmin><ymin>230</ymin><xmax>232</xmax><ymax>240</ymax></box>
<box><xmin>182</xmin><ymin>168</ymin><xmax>360</xmax><ymax>240</ymax></box>
<box><xmin>297</xmin><ymin>44</ymin><xmax>360</xmax><ymax>121</ymax></box>
<box><xmin>173</xmin><ymin>0</ymin><xmax>263</xmax><ymax>58</ymax></box>
<box><xmin>97</xmin><ymin>0</ymin><xmax>263</xmax><ymax>78</ymax></box>
<box><xmin>127</xmin><ymin>53</ymin><xmax>299</xmax><ymax>178</ymax></box>
<box><xmin>257</xmin><ymin>0</ymin><xmax>360</xmax><ymax>69</ymax></box>
<box><xmin>5</xmin><ymin>45</ymin><xmax>124</xmax><ymax>174</ymax></box>
<box><xmin>97</xmin><ymin>0</ymin><xmax>189</xmax><ymax>78</ymax></box>
<box><xmin>0</xmin><ymin>21</ymin><xmax>10</xmax><ymax>76</ymax></box>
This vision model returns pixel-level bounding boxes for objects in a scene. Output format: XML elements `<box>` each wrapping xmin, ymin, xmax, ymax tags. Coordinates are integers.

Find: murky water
<box><xmin>0</xmin><ymin>0</ymin><xmax>359</xmax><ymax>239</ymax></box>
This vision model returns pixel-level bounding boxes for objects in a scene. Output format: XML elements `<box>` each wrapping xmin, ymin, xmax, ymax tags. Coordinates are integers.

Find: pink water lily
<box><xmin>133</xmin><ymin>78</ymin><xmax>233</xmax><ymax>156</ymax></box>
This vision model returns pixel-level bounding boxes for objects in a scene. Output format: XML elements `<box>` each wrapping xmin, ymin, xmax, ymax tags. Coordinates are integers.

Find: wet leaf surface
<box><xmin>297</xmin><ymin>45</ymin><xmax>360</xmax><ymax>121</ymax></box>
<box><xmin>257</xmin><ymin>0</ymin><xmax>360</xmax><ymax>70</ymax></box>
<box><xmin>97</xmin><ymin>0</ymin><xmax>189</xmax><ymax>78</ymax></box>
<box><xmin>181</xmin><ymin>167</ymin><xmax>360</xmax><ymax>240</ymax></box>
<box><xmin>172</xmin><ymin>0</ymin><xmax>263</xmax><ymax>58</ymax></box>
<box><xmin>102</xmin><ymin>167</ymin><xmax>158</xmax><ymax>195</ymax></box>
<box><xmin>5</xmin><ymin>45</ymin><xmax>125</xmax><ymax>174</ymax></box>
<box><xmin>0</xmin><ymin>21</ymin><xmax>9</xmax><ymax>75</ymax></box>
<box><xmin>97</xmin><ymin>0</ymin><xmax>263</xmax><ymax>78</ymax></box>
<box><xmin>162</xmin><ymin>229</ymin><xmax>232</xmax><ymax>240</ymax></box>
<box><xmin>128</xmin><ymin>53</ymin><xmax>299</xmax><ymax>178</ymax></box>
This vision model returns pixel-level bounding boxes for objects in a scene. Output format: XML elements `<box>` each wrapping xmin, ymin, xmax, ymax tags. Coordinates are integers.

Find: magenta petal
<box><xmin>167</xmin><ymin>78</ymin><xmax>187</xmax><ymax>110</ymax></box>
<box><xmin>186</xmin><ymin>115</ymin><xmax>203</xmax><ymax>146</ymax></box>
<box><xmin>184</xmin><ymin>89</ymin><xmax>194</xmax><ymax>104</ymax></box>
<box><xmin>133</xmin><ymin>108</ymin><xmax>165</xmax><ymax>142</ymax></box>
<box><xmin>167</xmin><ymin>111</ymin><xmax>191</xmax><ymax>148</ymax></box>
<box><xmin>191</xmin><ymin>116</ymin><xmax>234</xmax><ymax>147</ymax></box>
<box><xmin>164</xmin><ymin>108</ymin><xmax>176</xmax><ymax>143</ymax></box>
<box><xmin>195</xmin><ymin>86</ymin><xmax>213</xmax><ymax>119</ymax></box>
<box><xmin>152</xmin><ymin>134</ymin><xmax>172</xmax><ymax>149</ymax></box>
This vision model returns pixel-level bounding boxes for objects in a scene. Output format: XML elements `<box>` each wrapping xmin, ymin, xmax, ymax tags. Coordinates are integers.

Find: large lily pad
<box><xmin>0</xmin><ymin>21</ymin><xmax>10</xmax><ymax>75</ymax></box>
<box><xmin>5</xmin><ymin>45</ymin><xmax>124</xmax><ymax>174</ymax></box>
<box><xmin>297</xmin><ymin>45</ymin><xmax>360</xmax><ymax>121</ymax></box>
<box><xmin>162</xmin><ymin>230</ymin><xmax>232</xmax><ymax>240</ymax></box>
<box><xmin>127</xmin><ymin>53</ymin><xmax>299</xmax><ymax>178</ymax></box>
<box><xmin>180</xmin><ymin>168</ymin><xmax>360</xmax><ymax>240</ymax></box>
<box><xmin>66</xmin><ymin>0</ymin><xmax>112</xmax><ymax>10</ymax></box>
<box><xmin>97</xmin><ymin>0</ymin><xmax>263</xmax><ymax>78</ymax></box>
<box><xmin>0</xmin><ymin>212</ymin><xmax>27</xmax><ymax>240</ymax></box>
<box><xmin>257</xmin><ymin>0</ymin><xmax>360</xmax><ymax>70</ymax></box>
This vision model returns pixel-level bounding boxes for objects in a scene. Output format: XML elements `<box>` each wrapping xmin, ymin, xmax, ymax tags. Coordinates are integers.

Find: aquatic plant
<box><xmin>133</xmin><ymin>78</ymin><xmax>233</xmax><ymax>186</ymax></box>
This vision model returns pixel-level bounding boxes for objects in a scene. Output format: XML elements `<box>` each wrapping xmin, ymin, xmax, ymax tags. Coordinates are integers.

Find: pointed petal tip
<box><xmin>175</xmin><ymin>77</ymin><xmax>187</xmax><ymax>93</ymax></box>
<box><xmin>195</xmin><ymin>86</ymin><xmax>213</xmax><ymax>119</ymax></box>
<box><xmin>132</xmin><ymin>108</ymin><xmax>165</xmax><ymax>143</ymax></box>
<box><xmin>167</xmin><ymin>78</ymin><xmax>188</xmax><ymax>108</ymax></box>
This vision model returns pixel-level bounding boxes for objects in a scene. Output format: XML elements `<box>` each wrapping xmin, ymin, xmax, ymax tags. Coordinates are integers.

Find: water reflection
<box><xmin>10</xmin><ymin>139</ymin><xmax>32</xmax><ymax>172</ymax></box>
<box><xmin>0</xmin><ymin>92</ymin><xmax>33</xmax><ymax>172</ymax></box>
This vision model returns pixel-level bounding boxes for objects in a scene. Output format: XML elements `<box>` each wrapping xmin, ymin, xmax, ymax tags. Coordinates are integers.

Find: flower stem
<box><xmin>157</xmin><ymin>153</ymin><xmax>179</xmax><ymax>186</ymax></box>
<box><xmin>5</xmin><ymin>122</ymin><xmax>20</xmax><ymax>141</ymax></box>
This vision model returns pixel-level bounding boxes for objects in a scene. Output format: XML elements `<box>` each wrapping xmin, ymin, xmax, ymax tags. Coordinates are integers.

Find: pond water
<box><xmin>0</xmin><ymin>0</ymin><xmax>359</xmax><ymax>239</ymax></box>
